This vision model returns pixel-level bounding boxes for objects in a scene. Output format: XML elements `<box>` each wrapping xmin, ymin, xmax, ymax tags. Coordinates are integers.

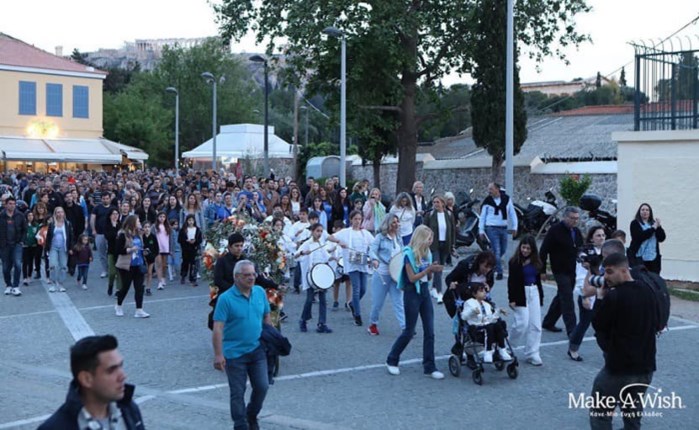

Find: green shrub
<box><xmin>559</xmin><ymin>174</ymin><xmax>592</xmax><ymax>206</ymax></box>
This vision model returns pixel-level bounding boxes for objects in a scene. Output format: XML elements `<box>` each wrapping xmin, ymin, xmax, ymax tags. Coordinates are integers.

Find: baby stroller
<box><xmin>446</xmin><ymin>284</ymin><xmax>519</xmax><ymax>385</ymax></box>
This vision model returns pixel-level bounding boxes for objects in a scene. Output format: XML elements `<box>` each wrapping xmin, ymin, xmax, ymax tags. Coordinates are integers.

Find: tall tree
<box><xmin>214</xmin><ymin>0</ymin><xmax>589</xmax><ymax>192</ymax></box>
<box><xmin>471</xmin><ymin>0</ymin><xmax>527</xmax><ymax>182</ymax></box>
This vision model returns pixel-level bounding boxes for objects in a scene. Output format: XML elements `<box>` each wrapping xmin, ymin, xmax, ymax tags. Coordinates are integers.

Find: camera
<box><xmin>589</xmin><ymin>274</ymin><xmax>605</xmax><ymax>288</ymax></box>
<box><xmin>577</xmin><ymin>245</ymin><xmax>596</xmax><ymax>264</ymax></box>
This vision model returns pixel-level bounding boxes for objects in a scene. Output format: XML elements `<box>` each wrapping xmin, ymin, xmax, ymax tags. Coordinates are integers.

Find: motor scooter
<box><xmin>454</xmin><ymin>189</ymin><xmax>490</xmax><ymax>252</ymax></box>
<box><xmin>513</xmin><ymin>188</ymin><xmax>558</xmax><ymax>238</ymax></box>
<box><xmin>580</xmin><ymin>193</ymin><xmax>617</xmax><ymax>237</ymax></box>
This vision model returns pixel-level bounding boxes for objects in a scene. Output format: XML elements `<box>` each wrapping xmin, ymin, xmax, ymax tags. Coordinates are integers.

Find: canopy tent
<box><xmin>182</xmin><ymin>123</ymin><xmax>293</xmax><ymax>162</ymax></box>
<box><xmin>0</xmin><ymin>136</ymin><xmax>148</xmax><ymax>163</ymax></box>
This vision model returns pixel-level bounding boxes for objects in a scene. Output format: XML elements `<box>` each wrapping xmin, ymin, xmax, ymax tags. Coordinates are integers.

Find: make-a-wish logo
<box><xmin>569</xmin><ymin>383</ymin><xmax>686</xmax><ymax>417</ymax></box>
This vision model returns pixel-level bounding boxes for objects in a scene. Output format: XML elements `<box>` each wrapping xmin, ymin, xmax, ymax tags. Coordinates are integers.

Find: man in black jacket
<box><xmin>0</xmin><ymin>196</ymin><xmax>27</xmax><ymax>296</ymax></box>
<box><xmin>589</xmin><ymin>253</ymin><xmax>657</xmax><ymax>430</ymax></box>
<box><xmin>39</xmin><ymin>335</ymin><xmax>145</xmax><ymax>430</ymax></box>
<box><xmin>540</xmin><ymin>206</ymin><xmax>583</xmax><ymax>335</ymax></box>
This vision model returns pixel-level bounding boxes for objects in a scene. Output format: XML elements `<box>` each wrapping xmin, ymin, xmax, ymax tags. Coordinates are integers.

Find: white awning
<box><xmin>0</xmin><ymin>136</ymin><xmax>148</xmax><ymax>163</ymax></box>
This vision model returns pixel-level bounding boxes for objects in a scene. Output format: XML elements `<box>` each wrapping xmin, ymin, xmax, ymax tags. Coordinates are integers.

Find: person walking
<box><xmin>114</xmin><ymin>215</ymin><xmax>150</xmax><ymax>318</ymax></box>
<box><xmin>540</xmin><ymin>206</ymin><xmax>583</xmax><ymax>336</ymax></box>
<box><xmin>478</xmin><ymin>182</ymin><xmax>518</xmax><ymax>280</ymax></box>
<box><xmin>213</xmin><ymin>260</ymin><xmax>271</xmax><ymax>430</ymax></box>
<box><xmin>45</xmin><ymin>207</ymin><xmax>74</xmax><ymax>293</ymax></box>
<box><xmin>390</xmin><ymin>192</ymin><xmax>416</xmax><ymax>245</ymax></box>
<box><xmin>90</xmin><ymin>193</ymin><xmax>115</xmax><ymax>279</ymax></box>
<box><xmin>423</xmin><ymin>195</ymin><xmax>454</xmax><ymax>303</ymax></box>
<box><xmin>367</xmin><ymin>213</ymin><xmax>405</xmax><ymax>335</ymax></box>
<box><xmin>38</xmin><ymin>335</ymin><xmax>145</xmax><ymax>430</ymax></box>
<box><xmin>385</xmin><ymin>225</ymin><xmax>445</xmax><ymax>380</ymax></box>
<box><xmin>507</xmin><ymin>235</ymin><xmax>544</xmax><ymax>366</ymax></box>
<box><xmin>21</xmin><ymin>211</ymin><xmax>40</xmax><ymax>287</ymax></box>
<box><xmin>0</xmin><ymin>196</ymin><xmax>27</xmax><ymax>296</ymax></box>
<box><xmin>104</xmin><ymin>208</ymin><xmax>121</xmax><ymax>297</ymax></box>
<box><xmin>589</xmin><ymin>253</ymin><xmax>658</xmax><ymax>430</ymax></box>
<box><xmin>628</xmin><ymin>203</ymin><xmax>666</xmax><ymax>274</ymax></box>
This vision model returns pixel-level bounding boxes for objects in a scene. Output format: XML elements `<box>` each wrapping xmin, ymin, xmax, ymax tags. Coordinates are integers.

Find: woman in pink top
<box><xmin>155</xmin><ymin>211</ymin><xmax>171</xmax><ymax>290</ymax></box>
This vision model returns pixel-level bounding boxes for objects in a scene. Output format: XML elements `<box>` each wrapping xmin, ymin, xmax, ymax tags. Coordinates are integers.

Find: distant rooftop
<box><xmin>0</xmin><ymin>33</ymin><xmax>106</xmax><ymax>76</ymax></box>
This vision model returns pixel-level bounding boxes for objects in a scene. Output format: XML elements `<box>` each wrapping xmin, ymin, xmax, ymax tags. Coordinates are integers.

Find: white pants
<box><xmin>511</xmin><ymin>285</ymin><xmax>542</xmax><ymax>360</ymax></box>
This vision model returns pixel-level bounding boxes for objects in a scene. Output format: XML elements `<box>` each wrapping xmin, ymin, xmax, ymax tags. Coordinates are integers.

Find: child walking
<box><xmin>142</xmin><ymin>221</ymin><xmax>159</xmax><ymax>296</ymax></box>
<box><xmin>507</xmin><ymin>235</ymin><xmax>544</xmax><ymax>366</ymax></box>
<box><xmin>73</xmin><ymin>234</ymin><xmax>93</xmax><ymax>290</ymax></box>
<box><xmin>22</xmin><ymin>211</ymin><xmax>40</xmax><ymax>286</ymax></box>
<box><xmin>168</xmin><ymin>219</ymin><xmax>182</xmax><ymax>282</ymax></box>
<box><xmin>154</xmin><ymin>212</ymin><xmax>171</xmax><ymax>290</ymax></box>
<box><xmin>295</xmin><ymin>223</ymin><xmax>333</xmax><ymax>333</ymax></box>
<box><xmin>178</xmin><ymin>214</ymin><xmax>202</xmax><ymax>287</ymax></box>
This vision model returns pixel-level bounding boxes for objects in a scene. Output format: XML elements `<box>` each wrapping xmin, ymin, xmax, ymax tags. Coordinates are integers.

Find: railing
<box><xmin>634</xmin><ymin>47</ymin><xmax>699</xmax><ymax>131</ymax></box>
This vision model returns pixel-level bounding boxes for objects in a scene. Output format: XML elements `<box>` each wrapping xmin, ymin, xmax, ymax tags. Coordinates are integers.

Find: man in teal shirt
<box><xmin>213</xmin><ymin>260</ymin><xmax>271</xmax><ymax>430</ymax></box>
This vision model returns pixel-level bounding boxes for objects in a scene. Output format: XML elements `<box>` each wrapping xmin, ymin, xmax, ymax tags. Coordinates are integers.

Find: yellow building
<box><xmin>0</xmin><ymin>33</ymin><xmax>148</xmax><ymax>172</ymax></box>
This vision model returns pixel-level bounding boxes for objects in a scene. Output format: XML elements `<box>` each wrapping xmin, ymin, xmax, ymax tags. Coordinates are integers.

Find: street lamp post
<box><xmin>322</xmin><ymin>26</ymin><xmax>346</xmax><ymax>187</ymax></box>
<box><xmin>250</xmin><ymin>55</ymin><xmax>270</xmax><ymax>175</ymax></box>
<box><xmin>201</xmin><ymin>72</ymin><xmax>218</xmax><ymax>172</ymax></box>
<box><xmin>165</xmin><ymin>87</ymin><xmax>179</xmax><ymax>176</ymax></box>
<box><xmin>300</xmin><ymin>105</ymin><xmax>309</xmax><ymax>146</ymax></box>
<box><xmin>505</xmin><ymin>0</ymin><xmax>515</xmax><ymax>198</ymax></box>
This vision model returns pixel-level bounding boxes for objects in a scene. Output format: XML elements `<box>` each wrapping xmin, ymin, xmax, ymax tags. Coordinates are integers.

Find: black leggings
<box><xmin>117</xmin><ymin>267</ymin><xmax>146</xmax><ymax>308</ymax></box>
<box><xmin>181</xmin><ymin>249</ymin><xmax>198</xmax><ymax>282</ymax></box>
<box><xmin>22</xmin><ymin>246</ymin><xmax>40</xmax><ymax>279</ymax></box>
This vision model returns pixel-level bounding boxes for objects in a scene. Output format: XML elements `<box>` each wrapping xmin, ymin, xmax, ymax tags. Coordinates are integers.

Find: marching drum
<box><xmin>348</xmin><ymin>250</ymin><xmax>368</xmax><ymax>265</ymax></box>
<box><xmin>307</xmin><ymin>263</ymin><xmax>335</xmax><ymax>291</ymax></box>
<box><xmin>389</xmin><ymin>252</ymin><xmax>404</xmax><ymax>282</ymax></box>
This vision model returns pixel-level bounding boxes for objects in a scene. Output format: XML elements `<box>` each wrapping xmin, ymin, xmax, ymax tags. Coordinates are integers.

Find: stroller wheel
<box><xmin>448</xmin><ymin>355</ymin><xmax>461</xmax><ymax>377</ymax></box>
<box><xmin>472</xmin><ymin>370</ymin><xmax>483</xmax><ymax>385</ymax></box>
<box><xmin>507</xmin><ymin>363</ymin><xmax>518</xmax><ymax>379</ymax></box>
<box><xmin>494</xmin><ymin>360</ymin><xmax>505</xmax><ymax>371</ymax></box>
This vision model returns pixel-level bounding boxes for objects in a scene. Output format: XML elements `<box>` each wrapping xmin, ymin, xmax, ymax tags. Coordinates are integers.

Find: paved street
<box><xmin>1</xmin><ymin>257</ymin><xmax>698</xmax><ymax>430</ymax></box>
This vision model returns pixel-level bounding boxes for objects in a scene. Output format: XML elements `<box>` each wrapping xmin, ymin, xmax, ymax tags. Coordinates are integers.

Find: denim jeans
<box><xmin>225</xmin><ymin>346</ymin><xmax>269</xmax><ymax>430</ymax></box>
<box><xmin>386</xmin><ymin>283</ymin><xmax>437</xmax><ymax>374</ymax></box>
<box><xmin>370</xmin><ymin>272</ymin><xmax>405</xmax><ymax>329</ymax></box>
<box><xmin>301</xmin><ymin>288</ymin><xmax>327</xmax><ymax>325</ymax></box>
<box><xmin>589</xmin><ymin>367</ymin><xmax>653</xmax><ymax>430</ymax></box>
<box><xmin>542</xmin><ymin>272</ymin><xmax>577</xmax><ymax>335</ymax></box>
<box><xmin>569</xmin><ymin>295</ymin><xmax>594</xmax><ymax>352</ymax></box>
<box><xmin>485</xmin><ymin>226</ymin><xmax>508</xmax><ymax>275</ymax></box>
<box><xmin>348</xmin><ymin>271</ymin><xmax>368</xmax><ymax>317</ymax></box>
<box><xmin>48</xmin><ymin>247</ymin><xmax>69</xmax><ymax>285</ymax></box>
<box><xmin>76</xmin><ymin>264</ymin><xmax>90</xmax><ymax>284</ymax></box>
<box><xmin>0</xmin><ymin>243</ymin><xmax>22</xmax><ymax>288</ymax></box>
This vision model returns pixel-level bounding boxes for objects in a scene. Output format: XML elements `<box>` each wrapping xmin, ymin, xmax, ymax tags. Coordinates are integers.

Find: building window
<box><xmin>73</xmin><ymin>85</ymin><xmax>89</xmax><ymax>118</ymax></box>
<box><xmin>19</xmin><ymin>81</ymin><xmax>36</xmax><ymax>115</ymax></box>
<box><xmin>46</xmin><ymin>83</ymin><xmax>63</xmax><ymax>117</ymax></box>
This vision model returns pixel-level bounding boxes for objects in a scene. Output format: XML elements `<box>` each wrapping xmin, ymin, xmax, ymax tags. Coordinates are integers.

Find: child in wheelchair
<box><xmin>460</xmin><ymin>283</ymin><xmax>512</xmax><ymax>363</ymax></box>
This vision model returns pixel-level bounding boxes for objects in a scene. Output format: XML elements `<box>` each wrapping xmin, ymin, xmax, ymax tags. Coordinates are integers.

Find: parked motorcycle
<box><xmin>454</xmin><ymin>189</ymin><xmax>490</xmax><ymax>252</ymax></box>
<box><xmin>580</xmin><ymin>193</ymin><xmax>617</xmax><ymax>237</ymax></box>
<box><xmin>513</xmin><ymin>188</ymin><xmax>559</xmax><ymax>239</ymax></box>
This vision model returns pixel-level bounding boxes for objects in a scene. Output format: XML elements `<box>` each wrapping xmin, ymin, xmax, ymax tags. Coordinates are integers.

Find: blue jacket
<box><xmin>38</xmin><ymin>380</ymin><xmax>145</xmax><ymax>430</ymax></box>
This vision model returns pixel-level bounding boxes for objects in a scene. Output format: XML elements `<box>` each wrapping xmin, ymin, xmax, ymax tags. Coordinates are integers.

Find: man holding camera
<box><xmin>541</xmin><ymin>207</ymin><xmax>583</xmax><ymax>335</ymax></box>
<box><xmin>588</xmin><ymin>251</ymin><xmax>658</xmax><ymax>430</ymax></box>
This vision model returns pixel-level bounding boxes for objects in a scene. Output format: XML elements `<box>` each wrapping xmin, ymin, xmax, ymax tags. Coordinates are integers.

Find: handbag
<box><xmin>115</xmin><ymin>254</ymin><xmax>131</xmax><ymax>271</ymax></box>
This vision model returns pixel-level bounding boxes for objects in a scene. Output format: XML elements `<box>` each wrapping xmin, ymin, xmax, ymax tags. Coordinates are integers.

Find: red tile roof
<box><xmin>555</xmin><ymin>105</ymin><xmax>634</xmax><ymax>116</ymax></box>
<box><xmin>0</xmin><ymin>33</ymin><xmax>106</xmax><ymax>75</ymax></box>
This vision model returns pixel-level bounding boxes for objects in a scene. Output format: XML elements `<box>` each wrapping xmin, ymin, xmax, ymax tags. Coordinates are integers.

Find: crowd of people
<box><xmin>0</xmin><ymin>168</ymin><xmax>668</xmax><ymax>430</ymax></box>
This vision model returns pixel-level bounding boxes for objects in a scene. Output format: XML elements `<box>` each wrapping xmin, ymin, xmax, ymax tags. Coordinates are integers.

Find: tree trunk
<box><xmin>491</xmin><ymin>155</ymin><xmax>503</xmax><ymax>183</ymax></box>
<box><xmin>372</xmin><ymin>157</ymin><xmax>381</xmax><ymax>189</ymax></box>
<box><xmin>396</xmin><ymin>75</ymin><xmax>418</xmax><ymax>193</ymax></box>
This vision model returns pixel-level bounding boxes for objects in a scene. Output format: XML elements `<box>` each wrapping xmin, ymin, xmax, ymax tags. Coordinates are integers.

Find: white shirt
<box><xmin>296</xmin><ymin>239</ymin><xmax>332</xmax><ymax>291</ymax></box>
<box><xmin>461</xmin><ymin>298</ymin><xmax>500</xmax><ymax>326</ymax></box>
<box><xmin>390</xmin><ymin>206</ymin><xmax>415</xmax><ymax>237</ymax></box>
<box><xmin>437</xmin><ymin>212</ymin><xmax>447</xmax><ymax>241</ymax></box>
<box><xmin>332</xmin><ymin>227</ymin><xmax>374</xmax><ymax>274</ymax></box>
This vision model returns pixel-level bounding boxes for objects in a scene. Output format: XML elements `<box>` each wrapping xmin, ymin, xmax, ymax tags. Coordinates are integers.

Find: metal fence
<box><xmin>634</xmin><ymin>47</ymin><xmax>699</xmax><ymax>131</ymax></box>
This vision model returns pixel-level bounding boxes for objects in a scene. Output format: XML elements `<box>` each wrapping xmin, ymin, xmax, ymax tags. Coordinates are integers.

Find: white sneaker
<box><xmin>426</xmin><ymin>371</ymin><xmax>445</xmax><ymax>380</ymax></box>
<box><xmin>430</xmin><ymin>288</ymin><xmax>439</xmax><ymax>300</ymax></box>
<box><xmin>483</xmin><ymin>350</ymin><xmax>494</xmax><ymax>363</ymax></box>
<box><xmin>100</xmin><ymin>272</ymin><xmax>107</xmax><ymax>278</ymax></box>
<box><xmin>157</xmin><ymin>282</ymin><xmax>164</xmax><ymax>290</ymax></box>
<box><xmin>49</xmin><ymin>286</ymin><xmax>56</xmax><ymax>293</ymax></box>
<box><xmin>23</xmin><ymin>279</ymin><xmax>29</xmax><ymax>286</ymax></box>
<box><xmin>134</xmin><ymin>309</ymin><xmax>150</xmax><ymax>318</ymax></box>
<box><xmin>58</xmin><ymin>285</ymin><xmax>66</xmax><ymax>292</ymax></box>
<box><xmin>386</xmin><ymin>363</ymin><xmax>400</xmax><ymax>376</ymax></box>
<box><xmin>11</xmin><ymin>288</ymin><xmax>21</xmax><ymax>296</ymax></box>
<box><xmin>437</xmin><ymin>293</ymin><xmax>444</xmax><ymax>304</ymax></box>
<box><xmin>526</xmin><ymin>356</ymin><xmax>543</xmax><ymax>366</ymax></box>
<box><xmin>115</xmin><ymin>305</ymin><xmax>124</xmax><ymax>317</ymax></box>
<box><xmin>4</xmin><ymin>287</ymin><xmax>11</xmax><ymax>295</ymax></box>
<box><xmin>82</xmin><ymin>284</ymin><xmax>88</xmax><ymax>290</ymax></box>
<box><xmin>498</xmin><ymin>347</ymin><xmax>512</xmax><ymax>361</ymax></box>
<box><xmin>46</xmin><ymin>279</ymin><xmax>54</xmax><ymax>285</ymax></box>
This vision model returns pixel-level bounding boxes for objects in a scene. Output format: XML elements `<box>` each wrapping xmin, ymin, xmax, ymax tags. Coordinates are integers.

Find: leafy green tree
<box><xmin>213</xmin><ymin>0</ymin><xmax>591</xmax><ymax>192</ymax></box>
<box><xmin>471</xmin><ymin>0</ymin><xmax>527</xmax><ymax>181</ymax></box>
<box><xmin>619</xmin><ymin>67</ymin><xmax>627</xmax><ymax>87</ymax></box>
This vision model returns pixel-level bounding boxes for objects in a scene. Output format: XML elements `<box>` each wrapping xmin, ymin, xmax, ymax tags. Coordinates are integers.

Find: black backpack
<box><xmin>631</xmin><ymin>266</ymin><xmax>671</xmax><ymax>333</ymax></box>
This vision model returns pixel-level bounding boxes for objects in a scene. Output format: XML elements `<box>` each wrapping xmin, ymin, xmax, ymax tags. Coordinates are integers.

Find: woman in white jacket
<box><xmin>389</xmin><ymin>192</ymin><xmax>416</xmax><ymax>245</ymax></box>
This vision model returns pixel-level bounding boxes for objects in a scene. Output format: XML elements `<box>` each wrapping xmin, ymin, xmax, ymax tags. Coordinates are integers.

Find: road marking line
<box><xmin>0</xmin><ymin>414</ymin><xmax>51</xmax><ymax>429</ymax></box>
<box><xmin>42</xmin><ymin>281</ymin><xmax>95</xmax><ymax>341</ymax></box>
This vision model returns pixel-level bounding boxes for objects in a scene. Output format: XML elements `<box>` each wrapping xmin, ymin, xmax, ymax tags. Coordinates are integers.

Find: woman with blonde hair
<box><xmin>362</xmin><ymin>188</ymin><xmax>386</xmax><ymax>234</ymax></box>
<box><xmin>389</xmin><ymin>192</ymin><xmax>416</xmax><ymax>245</ymax></box>
<box><xmin>386</xmin><ymin>225</ymin><xmax>445</xmax><ymax>379</ymax></box>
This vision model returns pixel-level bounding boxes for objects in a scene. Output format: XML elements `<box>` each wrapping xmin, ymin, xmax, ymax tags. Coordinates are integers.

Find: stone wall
<box><xmin>349</xmin><ymin>164</ymin><xmax>617</xmax><ymax>212</ymax></box>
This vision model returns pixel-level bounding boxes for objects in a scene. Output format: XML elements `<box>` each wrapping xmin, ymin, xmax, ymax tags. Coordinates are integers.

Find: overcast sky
<box><xmin>2</xmin><ymin>0</ymin><xmax>697</xmax><ymax>84</ymax></box>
